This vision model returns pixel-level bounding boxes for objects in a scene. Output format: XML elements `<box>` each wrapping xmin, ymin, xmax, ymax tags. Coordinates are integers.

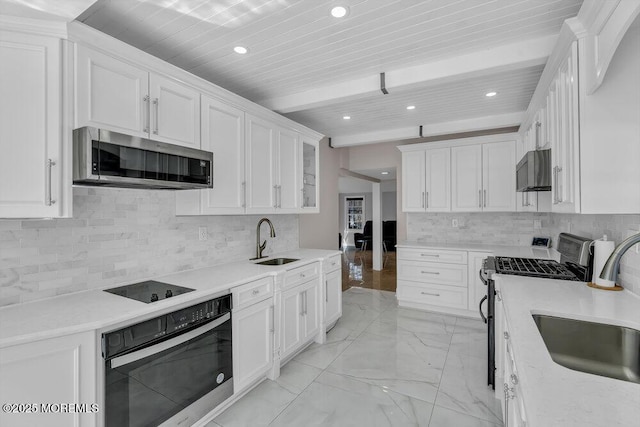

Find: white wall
<box><xmin>299</xmin><ymin>137</ymin><xmax>340</xmax><ymax>250</ymax></box>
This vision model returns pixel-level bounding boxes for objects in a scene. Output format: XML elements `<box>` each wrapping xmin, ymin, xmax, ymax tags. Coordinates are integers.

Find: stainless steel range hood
<box><xmin>73</xmin><ymin>127</ymin><xmax>213</xmax><ymax>190</ymax></box>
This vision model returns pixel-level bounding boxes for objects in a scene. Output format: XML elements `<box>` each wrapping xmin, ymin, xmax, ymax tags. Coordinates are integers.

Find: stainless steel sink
<box><xmin>532</xmin><ymin>314</ymin><xmax>640</xmax><ymax>383</ymax></box>
<box><xmin>255</xmin><ymin>257</ymin><xmax>299</xmax><ymax>266</ymax></box>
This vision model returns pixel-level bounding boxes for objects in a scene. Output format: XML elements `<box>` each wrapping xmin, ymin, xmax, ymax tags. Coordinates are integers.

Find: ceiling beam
<box><xmin>260</xmin><ymin>35</ymin><xmax>557</xmax><ymax>114</ymax></box>
<box><xmin>330</xmin><ymin>112</ymin><xmax>524</xmax><ymax>147</ymax></box>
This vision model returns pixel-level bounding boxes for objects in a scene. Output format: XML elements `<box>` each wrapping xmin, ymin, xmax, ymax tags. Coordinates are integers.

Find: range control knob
<box><xmin>151</xmin><ymin>293</ymin><xmax>158</xmax><ymax>302</ymax></box>
<box><xmin>165</xmin><ymin>290</ymin><xmax>173</xmax><ymax>298</ymax></box>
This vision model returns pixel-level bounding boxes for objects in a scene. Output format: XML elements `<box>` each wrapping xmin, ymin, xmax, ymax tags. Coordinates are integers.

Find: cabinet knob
<box><xmin>504</xmin><ymin>331</ymin><xmax>510</xmax><ymax>340</ymax></box>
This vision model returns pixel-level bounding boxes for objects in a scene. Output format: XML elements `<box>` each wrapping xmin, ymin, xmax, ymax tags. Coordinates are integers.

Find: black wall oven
<box><xmin>103</xmin><ymin>295</ymin><xmax>233</xmax><ymax>427</ymax></box>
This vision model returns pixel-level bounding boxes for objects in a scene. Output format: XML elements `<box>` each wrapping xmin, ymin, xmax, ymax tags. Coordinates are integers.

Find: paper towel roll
<box><xmin>593</xmin><ymin>239</ymin><xmax>616</xmax><ymax>287</ymax></box>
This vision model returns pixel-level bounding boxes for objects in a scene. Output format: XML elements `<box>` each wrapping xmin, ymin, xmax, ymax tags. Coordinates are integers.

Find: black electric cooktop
<box><xmin>104</xmin><ymin>280</ymin><xmax>195</xmax><ymax>303</ymax></box>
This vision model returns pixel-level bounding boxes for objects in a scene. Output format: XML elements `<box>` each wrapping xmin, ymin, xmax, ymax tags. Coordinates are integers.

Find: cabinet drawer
<box><xmin>398</xmin><ymin>248</ymin><xmax>467</xmax><ymax>264</ymax></box>
<box><xmin>324</xmin><ymin>254</ymin><xmax>341</xmax><ymax>273</ymax></box>
<box><xmin>284</xmin><ymin>262</ymin><xmax>320</xmax><ymax>289</ymax></box>
<box><xmin>397</xmin><ymin>281</ymin><xmax>468</xmax><ymax>309</ymax></box>
<box><xmin>397</xmin><ymin>260</ymin><xmax>467</xmax><ymax>287</ymax></box>
<box><xmin>232</xmin><ymin>276</ymin><xmax>273</xmax><ymax>310</ymax></box>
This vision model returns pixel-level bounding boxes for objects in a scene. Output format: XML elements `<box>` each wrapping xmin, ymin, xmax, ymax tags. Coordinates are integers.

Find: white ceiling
<box><xmin>3</xmin><ymin>0</ymin><xmax>584</xmax><ymax>146</ymax></box>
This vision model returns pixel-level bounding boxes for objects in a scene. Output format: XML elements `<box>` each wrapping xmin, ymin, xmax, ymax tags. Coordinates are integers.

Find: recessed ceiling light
<box><xmin>233</xmin><ymin>46</ymin><xmax>248</xmax><ymax>54</ymax></box>
<box><xmin>406</xmin><ymin>105</ymin><xmax>416</xmax><ymax>110</ymax></box>
<box><xmin>381</xmin><ymin>171</ymin><xmax>389</xmax><ymax>175</ymax></box>
<box><xmin>485</xmin><ymin>91</ymin><xmax>497</xmax><ymax>97</ymax></box>
<box><xmin>343</xmin><ymin>115</ymin><xmax>351</xmax><ymax>120</ymax></box>
<box><xmin>331</xmin><ymin>6</ymin><xmax>349</xmax><ymax>18</ymax></box>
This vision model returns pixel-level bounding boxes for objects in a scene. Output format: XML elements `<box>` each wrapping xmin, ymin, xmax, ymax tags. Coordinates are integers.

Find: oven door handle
<box><xmin>479</xmin><ymin>295</ymin><xmax>488</xmax><ymax>324</ymax></box>
<box><xmin>110</xmin><ymin>313</ymin><xmax>230</xmax><ymax>369</ymax></box>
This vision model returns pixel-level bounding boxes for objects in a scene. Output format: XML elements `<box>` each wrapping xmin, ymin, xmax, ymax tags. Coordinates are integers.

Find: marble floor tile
<box><xmin>213</xmin><ymin>380</ymin><xmax>297</xmax><ymax>427</ymax></box>
<box><xmin>270</xmin><ymin>374</ymin><xmax>433</xmax><ymax>427</ymax></box>
<box><xmin>326</xmin><ymin>330</ymin><xmax>448</xmax><ymax>403</ymax></box>
<box><xmin>435</xmin><ymin>350</ymin><xmax>502</xmax><ymax>424</ymax></box>
<box><xmin>292</xmin><ymin>338</ymin><xmax>355</xmax><ymax>370</ymax></box>
<box><xmin>341</xmin><ymin>287</ymin><xmax>397</xmax><ymax>312</ymax></box>
<box><xmin>324</xmin><ymin>299</ymin><xmax>382</xmax><ymax>342</ymax></box>
<box><xmin>448</xmin><ymin>317</ymin><xmax>488</xmax><ymax>360</ymax></box>
<box><xmin>275</xmin><ymin>360</ymin><xmax>323</xmax><ymax>395</ymax></box>
<box><xmin>429</xmin><ymin>405</ymin><xmax>502</xmax><ymax>427</ymax></box>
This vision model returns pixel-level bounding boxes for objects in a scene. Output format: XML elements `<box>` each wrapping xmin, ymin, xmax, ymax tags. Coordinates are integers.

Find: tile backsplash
<box><xmin>407</xmin><ymin>212</ymin><xmax>640</xmax><ymax>297</ymax></box>
<box><xmin>0</xmin><ymin>188</ymin><xmax>299</xmax><ymax>307</ymax></box>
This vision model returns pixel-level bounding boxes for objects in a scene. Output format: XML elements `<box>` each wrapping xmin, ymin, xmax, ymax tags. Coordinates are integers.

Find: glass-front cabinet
<box><xmin>300</xmin><ymin>137</ymin><xmax>319</xmax><ymax>212</ymax></box>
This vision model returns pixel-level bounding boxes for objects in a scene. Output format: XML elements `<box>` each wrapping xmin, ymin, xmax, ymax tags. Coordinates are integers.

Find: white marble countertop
<box><xmin>396</xmin><ymin>240</ymin><xmax>561</xmax><ymax>260</ymax></box>
<box><xmin>0</xmin><ymin>248</ymin><xmax>339</xmax><ymax>348</ymax></box>
<box><xmin>496</xmin><ymin>275</ymin><xmax>640</xmax><ymax>427</ymax></box>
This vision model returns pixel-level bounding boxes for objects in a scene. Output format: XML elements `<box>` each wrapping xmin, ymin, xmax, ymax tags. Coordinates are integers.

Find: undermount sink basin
<box><xmin>532</xmin><ymin>314</ymin><xmax>640</xmax><ymax>383</ymax></box>
<box><xmin>255</xmin><ymin>257</ymin><xmax>299</xmax><ymax>266</ymax></box>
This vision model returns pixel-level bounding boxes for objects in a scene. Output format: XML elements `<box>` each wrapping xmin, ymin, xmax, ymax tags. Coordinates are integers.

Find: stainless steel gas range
<box><xmin>479</xmin><ymin>233</ymin><xmax>594</xmax><ymax>389</ymax></box>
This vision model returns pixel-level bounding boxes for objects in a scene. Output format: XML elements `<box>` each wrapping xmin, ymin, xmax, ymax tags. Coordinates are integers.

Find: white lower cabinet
<box><xmin>280</xmin><ymin>278</ymin><xmax>320</xmax><ymax>361</ymax></box>
<box><xmin>323</xmin><ymin>267</ymin><xmax>342</xmax><ymax>331</ymax></box>
<box><xmin>0</xmin><ymin>332</ymin><xmax>98</xmax><ymax>427</ymax></box>
<box><xmin>232</xmin><ymin>297</ymin><xmax>274</xmax><ymax>393</ymax></box>
<box><xmin>500</xmin><ymin>299</ymin><xmax>528</xmax><ymax>427</ymax></box>
<box><xmin>397</xmin><ymin>247</ymin><xmax>491</xmax><ymax>319</ymax></box>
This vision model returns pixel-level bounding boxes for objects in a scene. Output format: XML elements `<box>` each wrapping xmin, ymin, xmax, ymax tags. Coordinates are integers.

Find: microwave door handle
<box><xmin>110</xmin><ymin>313</ymin><xmax>230</xmax><ymax>369</ymax></box>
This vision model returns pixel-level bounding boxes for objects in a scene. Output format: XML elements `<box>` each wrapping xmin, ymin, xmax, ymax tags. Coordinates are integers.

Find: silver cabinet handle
<box><xmin>421</xmin><ymin>271</ymin><xmax>440</xmax><ymax>275</ymax></box>
<box><xmin>303</xmin><ymin>291</ymin><xmax>308</xmax><ymax>315</ymax></box>
<box><xmin>504</xmin><ymin>331</ymin><xmax>510</xmax><ymax>340</ymax></box>
<box><xmin>242</xmin><ymin>181</ymin><xmax>246</xmax><ymax>208</ymax></box>
<box><xmin>152</xmin><ymin>98</ymin><xmax>159</xmax><ymax>134</ymax></box>
<box><xmin>510</xmin><ymin>374</ymin><xmax>519</xmax><ymax>385</ymax></box>
<box><xmin>552</xmin><ymin>166</ymin><xmax>559</xmax><ymax>204</ymax></box>
<box><xmin>483</xmin><ymin>189</ymin><xmax>487</xmax><ymax>207</ymax></box>
<box><xmin>300</xmin><ymin>273</ymin><xmax>306</xmax><ymax>278</ymax></box>
<box><xmin>479</xmin><ymin>189</ymin><xmax>482</xmax><ymax>208</ymax></box>
<box><xmin>251</xmin><ymin>289</ymin><xmax>260</xmax><ymax>295</ymax></box>
<box><xmin>278</xmin><ymin>185</ymin><xmax>282</xmax><ymax>208</ymax></box>
<box><xmin>556</xmin><ymin>166</ymin><xmax>563</xmax><ymax>202</ymax></box>
<box><xmin>420</xmin><ymin>291</ymin><xmax>440</xmax><ymax>296</ymax></box>
<box><xmin>421</xmin><ymin>191</ymin><xmax>425</xmax><ymax>208</ymax></box>
<box><xmin>143</xmin><ymin>95</ymin><xmax>150</xmax><ymax>133</ymax></box>
<box><xmin>426</xmin><ymin>191</ymin><xmax>429</xmax><ymax>208</ymax></box>
<box><xmin>420</xmin><ymin>254</ymin><xmax>439</xmax><ymax>257</ymax></box>
<box><xmin>45</xmin><ymin>159</ymin><xmax>56</xmax><ymax>206</ymax></box>
<box><xmin>496</xmin><ymin>290</ymin><xmax>502</xmax><ymax>301</ymax></box>
<box><xmin>325</xmin><ymin>280</ymin><xmax>328</xmax><ymax>302</ymax></box>
<box><xmin>269</xmin><ymin>305</ymin><xmax>274</xmax><ymax>333</ymax></box>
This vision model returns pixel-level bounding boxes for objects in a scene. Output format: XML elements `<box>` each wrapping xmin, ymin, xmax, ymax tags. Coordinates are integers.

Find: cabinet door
<box><xmin>0</xmin><ymin>332</ymin><xmax>97</xmax><ymax>427</ymax></box>
<box><xmin>401</xmin><ymin>151</ymin><xmax>426</xmax><ymax>212</ymax></box>
<box><xmin>75</xmin><ymin>44</ymin><xmax>148</xmax><ymax>136</ymax></box>
<box><xmin>149</xmin><ymin>73</ymin><xmax>200</xmax><ymax>148</ymax></box>
<box><xmin>245</xmin><ymin>115</ymin><xmax>277</xmax><ymax>213</ymax></box>
<box><xmin>425</xmin><ymin>147</ymin><xmax>451</xmax><ymax>212</ymax></box>
<box><xmin>324</xmin><ymin>269</ymin><xmax>342</xmax><ymax>328</ymax></box>
<box><xmin>301</xmin><ymin>279</ymin><xmax>320</xmax><ymax>341</ymax></box>
<box><xmin>232</xmin><ymin>298</ymin><xmax>273</xmax><ymax>393</ymax></box>
<box><xmin>281</xmin><ymin>286</ymin><xmax>303</xmax><ymax>359</ymax></box>
<box><xmin>552</xmin><ymin>42</ymin><xmax>579</xmax><ymax>213</ymax></box>
<box><xmin>277</xmin><ymin>128</ymin><xmax>300</xmax><ymax>212</ymax></box>
<box><xmin>177</xmin><ymin>96</ymin><xmax>245</xmax><ymax>215</ymax></box>
<box><xmin>451</xmin><ymin>145</ymin><xmax>482</xmax><ymax>211</ymax></box>
<box><xmin>0</xmin><ymin>32</ymin><xmax>64</xmax><ymax>218</ymax></box>
<box><xmin>301</xmin><ymin>136</ymin><xmax>320</xmax><ymax>212</ymax></box>
<box><xmin>482</xmin><ymin>141</ymin><xmax>516</xmax><ymax>212</ymax></box>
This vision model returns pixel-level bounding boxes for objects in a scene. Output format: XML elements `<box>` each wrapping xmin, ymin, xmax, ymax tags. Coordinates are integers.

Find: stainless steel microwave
<box><xmin>516</xmin><ymin>149</ymin><xmax>551</xmax><ymax>192</ymax></box>
<box><xmin>73</xmin><ymin>126</ymin><xmax>213</xmax><ymax>190</ymax></box>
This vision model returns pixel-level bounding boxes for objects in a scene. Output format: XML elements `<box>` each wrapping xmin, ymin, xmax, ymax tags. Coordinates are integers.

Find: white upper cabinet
<box><xmin>245</xmin><ymin>115</ymin><xmax>277</xmax><ymax>213</ymax></box>
<box><xmin>75</xmin><ymin>45</ymin><xmax>200</xmax><ymax>149</ymax></box>
<box><xmin>451</xmin><ymin>140</ymin><xmax>515</xmax><ymax>212</ymax></box>
<box><xmin>300</xmin><ymin>136</ymin><xmax>320</xmax><ymax>213</ymax></box>
<box><xmin>149</xmin><ymin>74</ymin><xmax>200</xmax><ymax>148</ymax></box>
<box><xmin>276</xmin><ymin>128</ymin><xmax>300</xmax><ymax>213</ymax></box>
<box><xmin>0</xmin><ymin>27</ymin><xmax>70</xmax><ymax>218</ymax></box>
<box><xmin>175</xmin><ymin>96</ymin><xmax>245</xmax><ymax>215</ymax></box>
<box><xmin>401</xmin><ymin>148</ymin><xmax>450</xmax><ymax>212</ymax></box>
<box><xmin>451</xmin><ymin>145</ymin><xmax>483</xmax><ymax>211</ymax></box>
<box><xmin>482</xmin><ymin>141</ymin><xmax>516</xmax><ymax>212</ymax></box>
<box><xmin>75</xmin><ymin>45</ymin><xmax>148</xmax><ymax>137</ymax></box>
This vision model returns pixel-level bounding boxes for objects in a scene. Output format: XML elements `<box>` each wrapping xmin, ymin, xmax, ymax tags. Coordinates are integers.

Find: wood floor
<box><xmin>340</xmin><ymin>248</ymin><xmax>397</xmax><ymax>292</ymax></box>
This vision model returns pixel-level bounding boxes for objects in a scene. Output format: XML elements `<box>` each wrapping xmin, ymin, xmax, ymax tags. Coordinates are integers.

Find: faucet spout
<box><xmin>254</xmin><ymin>218</ymin><xmax>276</xmax><ymax>260</ymax></box>
<box><xmin>599</xmin><ymin>232</ymin><xmax>640</xmax><ymax>284</ymax></box>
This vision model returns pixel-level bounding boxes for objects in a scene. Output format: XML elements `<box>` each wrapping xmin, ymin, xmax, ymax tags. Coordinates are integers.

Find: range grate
<box><xmin>494</xmin><ymin>257</ymin><xmax>580</xmax><ymax>281</ymax></box>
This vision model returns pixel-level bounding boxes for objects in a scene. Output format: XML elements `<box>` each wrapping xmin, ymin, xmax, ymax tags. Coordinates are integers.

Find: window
<box><xmin>345</xmin><ymin>196</ymin><xmax>365</xmax><ymax>230</ymax></box>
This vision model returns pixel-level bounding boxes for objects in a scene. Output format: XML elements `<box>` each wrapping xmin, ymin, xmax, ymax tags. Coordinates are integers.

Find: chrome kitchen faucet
<box><xmin>599</xmin><ymin>232</ymin><xmax>640</xmax><ymax>285</ymax></box>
